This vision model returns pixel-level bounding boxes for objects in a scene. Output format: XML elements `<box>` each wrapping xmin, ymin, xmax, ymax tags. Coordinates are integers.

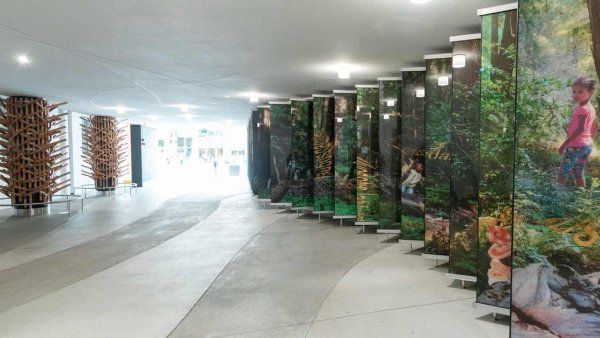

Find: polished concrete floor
<box><xmin>0</xmin><ymin>183</ymin><xmax>509</xmax><ymax>338</ymax></box>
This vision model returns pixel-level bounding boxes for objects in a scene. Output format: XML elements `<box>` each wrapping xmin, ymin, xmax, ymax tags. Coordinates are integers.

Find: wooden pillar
<box><xmin>0</xmin><ymin>96</ymin><xmax>69</xmax><ymax>211</ymax></box>
<box><xmin>81</xmin><ymin>116</ymin><xmax>127</xmax><ymax>191</ymax></box>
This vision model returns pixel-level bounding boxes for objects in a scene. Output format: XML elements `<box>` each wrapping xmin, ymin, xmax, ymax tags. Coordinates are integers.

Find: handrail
<box><xmin>74</xmin><ymin>183</ymin><xmax>138</xmax><ymax>198</ymax></box>
<box><xmin>0</xmin><ymin>194</ymin><xmax>84</xmax><ymax>217</ymax></box>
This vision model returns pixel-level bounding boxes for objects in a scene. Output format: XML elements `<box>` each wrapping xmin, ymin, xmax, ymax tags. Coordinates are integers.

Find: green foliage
<box><xmin>400</xmin><ymin>215</ymin><xmax>425</xmax><ymax>240</ymax></box>
<box><xmin>335</xmin><ymin>198</ymin><xmax>356</xmax><ymax>215</ymax></box>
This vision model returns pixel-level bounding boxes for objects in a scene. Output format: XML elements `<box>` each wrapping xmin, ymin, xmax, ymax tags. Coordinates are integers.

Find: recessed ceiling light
<box><xmin>16</xmin><ymin>54</ymin><xmax>31</xmax><ymax>65</ymax></box>
<box><xmin>410</xmin><ymin>0</ymin><xmax>432</xmax><ymax>4</ymax></box>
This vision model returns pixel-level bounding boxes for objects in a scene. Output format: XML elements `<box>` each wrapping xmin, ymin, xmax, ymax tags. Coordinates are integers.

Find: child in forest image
<box><xmin>558</xmin><ymin>77</ymin><xmax>598</xmax><ymax>188</ymax></box>
<box><xmin>401</xmin><ymin>159</ymin><xmax>423</xmax><ymax>195</ymax></box>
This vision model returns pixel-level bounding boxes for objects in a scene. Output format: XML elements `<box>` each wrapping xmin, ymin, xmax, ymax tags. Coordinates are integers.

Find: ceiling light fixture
<box><xmin>410</xmin><ymin>0</ymin><xmax>432</xmax><ymax>4</ymax></box>
<box><xmin>386</xmin><ymin>99</ymin><xmax>395</xmax><ymax>107</ymax></box>
<box><xmin>16</xmin><ymin>54</ymin><xmax>31</xmax><ymax>65</ymax></box>
<box><xmin>453</xmin><ymin>54</ymin><xmax>466</xmax><ymax>68</ymax></box>
<box><xmin>415</xmin><ymin>89</ymin><xmax>425</xmax><ymax>98</ymax></box>
<box><xmin>437</xmin><ymin>75</ymin><xmax>449</xmax><ymax>86</ymax></box>
<box><xmin>383</xmin><ymin>114</ymin><xmax>390</xmax><ymax>120</ymax></box>
<box><xmin>336</xmin><ymin>117</ymin><xmax>343</xmax><ymax>123</ymax></box>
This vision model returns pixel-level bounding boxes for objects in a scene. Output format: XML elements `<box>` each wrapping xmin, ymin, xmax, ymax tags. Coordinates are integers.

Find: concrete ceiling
<box><xmin>0</xmin><ymin>0</ymin><xmax>512</xmax><ymax>124</ymax></box>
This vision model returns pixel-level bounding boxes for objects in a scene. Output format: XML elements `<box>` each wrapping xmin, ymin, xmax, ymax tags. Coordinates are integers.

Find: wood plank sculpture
<box><xmin>81</xmin><ymin>116</ymin><xmax>127</xmax><ymax>191</ymax></box>
<box><xmin>0</xmin><ymin>96</ymin><xmax>70</xmax><ymax>210</ymax></box>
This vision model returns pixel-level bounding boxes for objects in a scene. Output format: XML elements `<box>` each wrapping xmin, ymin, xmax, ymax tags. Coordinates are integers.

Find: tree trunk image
<box><xmin>588</xmin><ymin>0</ymin><xmax>600</xmax><ymax>79</ymax></box>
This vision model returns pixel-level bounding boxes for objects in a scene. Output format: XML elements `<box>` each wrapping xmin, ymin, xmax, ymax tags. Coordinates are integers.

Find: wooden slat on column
<box><xmin>81</xmin><ymin>115</ymin><xmax>128</xmax><ymax>191</ymax></box>
<box><xmin>0</xmin><ymin>97</ymin><xmax>69</xmax><ymax>208</ymax></box>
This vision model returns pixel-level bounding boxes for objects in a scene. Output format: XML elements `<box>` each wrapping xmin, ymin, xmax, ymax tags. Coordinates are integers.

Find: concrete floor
<box><xmin>0</xmin><ymin>185</ymin><xmax>509</xmax><ymax>338</ymax></box>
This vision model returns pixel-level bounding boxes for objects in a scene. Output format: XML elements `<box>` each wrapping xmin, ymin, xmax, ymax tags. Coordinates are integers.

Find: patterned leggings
<box><xmin>559</xmin><ymin>145</ymin><xmax>592</xmax><ymax>179</ymax></box>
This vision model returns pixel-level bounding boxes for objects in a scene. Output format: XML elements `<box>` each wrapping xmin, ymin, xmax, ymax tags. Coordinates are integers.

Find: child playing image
<box><xmin>558</xmin><ymin>76</ymin><xmax>598</xmax><ymax>188</ymax></box>
<box><xmin>402</xmin><ymin>160</ymin><xmax>423</xmax><ymax>195</ymax></box>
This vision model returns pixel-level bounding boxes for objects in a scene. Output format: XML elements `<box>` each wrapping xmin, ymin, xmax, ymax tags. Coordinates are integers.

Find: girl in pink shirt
<box><xmin>558</xmin><ymin>77</ymin><xmax>598</xmax><ymax>187</ymax></box>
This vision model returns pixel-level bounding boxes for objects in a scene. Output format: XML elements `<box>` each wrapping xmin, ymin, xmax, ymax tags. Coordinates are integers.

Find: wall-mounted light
<box><xmin>336</xmin><ymin>117</ymin><xmax>343</xmax><ymax>123</ymax></box>
<box><xmin>453</xmin><ymin>54</ymin><xmax>466</xmax><ymax>68</ymax></box>
<box><xmin>337</xmin><ymin>68</ymin><xmax>350</xmax><ymax>79</ymax></box>
<box><xmin>383</xmin><ymin>114</ymin><xmax>390</xmax><ymax>120</ymax></box>
<box><xmin>437</xmin><ymin>75</ymin><xmax>449</xmax><ymax>86</ymax></box>
<box><xmin>415</xmin><ymin>89</ymin><xmax>425</xmax><ymax>98</ymax></box>
<box><xmin>386</xmin><ymin>99</ymin><xmax>395</xmax><ymax>107</ymax></box>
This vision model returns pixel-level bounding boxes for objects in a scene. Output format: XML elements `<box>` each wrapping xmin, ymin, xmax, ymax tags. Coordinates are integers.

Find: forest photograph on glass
<box><xmin>400</xmin><ymin>71</ymin><xmax>426</xmax><ymax>240</ymax></box>
<box><xmin>356</xmin><ymin>86</ymin><xmax>380</xmax><ymax>224</ymax></box>
<box><xmin>448</xmin><ymin>36</ymin><xmax>481</xmax><ymax>278</ymax></box>
<box><xmin>476</xmin><ymin>8</ymin><xmax>517</xmax><ymax>310</ymax></box>
<box><xmin>511</xmin><ymin>0</ymin><xmax>600</xmax><ymax>337</ymax></box>
<box><xmin>312</xmin><ymin>96</ymin><xmax>335</xmax><ymax>212</ymax></box>
<box><xmin>424</xmin><ymin>57</ymin><xmax>452</xmax><ymax>256</ymax></box>
<box><xmin>269</xmin><ymin>103</ymin><xmax>293</xmax><ymax>204</ymax></box>
<box><xmin>334</xmin><ymin>92</ymin><xmax>358</xmax><ymax>216</ymax></box>
<box><xmin>290</xmin><ymin>100</ymin><xmax>314</xmax><ymax>209</ymax></box>
<box><xmin>256</xmin><ymin>107</ymin><xmax>271</xmax><ymax>200</ymax></box>
<box><xmin>378</xmin><ymin>79</ymin><xmax>402</xmax><ymax>230</ymax></box>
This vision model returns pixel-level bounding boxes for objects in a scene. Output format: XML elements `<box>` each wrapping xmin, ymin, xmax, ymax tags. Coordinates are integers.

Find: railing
<box><xmin>75</xmin><ymin>183</ymin><xmax>138</xmax><ymax>198</ymax></box>
<box><xmin>0</xmin><ymin>194</ymin><xmax>84</xmax><ymax>217</ymax></box>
